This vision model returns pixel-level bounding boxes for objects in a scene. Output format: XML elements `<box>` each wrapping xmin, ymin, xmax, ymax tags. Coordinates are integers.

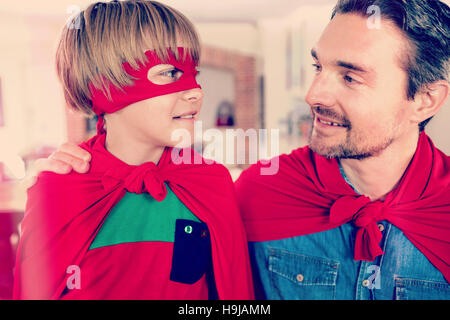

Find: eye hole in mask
<box><xmin>147</xmin><ymin>64</ymin><xmax>184</xmax><ymax>85</ymax></box>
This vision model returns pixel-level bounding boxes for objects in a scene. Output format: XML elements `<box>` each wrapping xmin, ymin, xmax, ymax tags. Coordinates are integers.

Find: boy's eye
<box><xmin>160</xmin><ymin>69</ymin><xmax>183</xmax><ymax>80</ymax></box>
<box><xmin>160</xmin><ymin>70</ymin><xmax>173</xmax><ymax>77</ymax></box>
<box><xmin>148</xmin><ymin>65</ymin><xmax>184</xmax><ymax>85</ymax></box>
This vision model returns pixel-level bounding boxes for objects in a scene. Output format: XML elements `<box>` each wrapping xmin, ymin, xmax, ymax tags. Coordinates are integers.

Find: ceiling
<box><xmin>160</xmin><ymin>0</ymin><xmax>336</xmax><ymax>22</ymax></box>
<box><xmin>0</xmin><ymin>0</ymin><xmax>336</xmax><ymax>22</ymax></box>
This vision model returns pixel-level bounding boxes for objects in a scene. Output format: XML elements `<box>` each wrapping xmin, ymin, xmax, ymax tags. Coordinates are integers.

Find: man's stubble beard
<box><xmin>308</xmin><ymin>123</ymin><xmax>396</xmax><ymax>160</ymax></box>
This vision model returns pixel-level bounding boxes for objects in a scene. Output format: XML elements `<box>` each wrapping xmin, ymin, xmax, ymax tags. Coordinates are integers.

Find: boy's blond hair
<box><xmin>56</xmin><ymin>0</ymin><xmax>201</xmax><ymax>114</ymax></box>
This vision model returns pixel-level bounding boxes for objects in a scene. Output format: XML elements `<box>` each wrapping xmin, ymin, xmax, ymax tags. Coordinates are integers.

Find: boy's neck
<box><xmin>104</xmin><ymin>129</ymin><xmax>165</xmax><ymax>166</ymax></box>
<box><xmin>339</xmin><ymin>130</ymin><xmax>420</xmax><ymax>201</ymax></box>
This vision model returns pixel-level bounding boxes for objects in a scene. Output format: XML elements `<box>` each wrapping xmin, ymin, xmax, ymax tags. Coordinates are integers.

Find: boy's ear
<box><xmin>410</xmin><ymin>80</ymin><xmax>449</xmax><ymax>125</ymax></box>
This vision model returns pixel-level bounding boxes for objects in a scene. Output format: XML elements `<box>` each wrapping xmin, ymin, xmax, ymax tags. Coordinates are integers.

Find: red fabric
<box><xmin>0</xmin><ymin>213</ymin><xmax>16</xmax><ymax>299</ymax></box>
<box><xmin>61</xmin><ymin>242</ymin><xmax>209</xmax><ymax>300</ymax></box>
<box><xmin>89</xmin><ymin>47</ymin><xmax>200</xmax><ymax>134</ymax></box>
<box><xmin>235</xmin><ymin>132</ymin><xmax>450</xmax><ymax>283</ymax></box>
<box><xmin>13</xmin><ymin>133</ymin><xmax>254</xmax><ymax>299</ymax></box>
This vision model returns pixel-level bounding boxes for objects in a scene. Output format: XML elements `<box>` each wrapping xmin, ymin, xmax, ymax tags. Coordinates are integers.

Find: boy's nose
<box><xmin>182</xmin><ymin>87</ymin><xmax>204</xmax><ymax>101</ymax></box>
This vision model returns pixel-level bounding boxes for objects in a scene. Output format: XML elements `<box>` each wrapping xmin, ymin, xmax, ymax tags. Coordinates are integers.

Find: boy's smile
<box><xmin>172</xmin><ymin>109</ymin><xmax>199</xmax><ymax>120</ymax></box>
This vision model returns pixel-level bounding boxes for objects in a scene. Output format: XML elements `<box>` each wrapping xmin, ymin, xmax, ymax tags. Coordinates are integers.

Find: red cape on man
<box><xmin>235</xmin><ymin>132</ymin><xmax>450</xmax><ymax>283</ymax></box>
<box><xmin>14</xmin><ymin>133</ymin><xmax>254</xmax><ymax>299</ymax></box>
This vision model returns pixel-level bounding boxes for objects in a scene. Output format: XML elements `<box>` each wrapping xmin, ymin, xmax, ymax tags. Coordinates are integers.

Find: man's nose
<box><xmin>305</xmin><ymin>72</ymin><xmax>337</xmax><ymax>108</ymax></box>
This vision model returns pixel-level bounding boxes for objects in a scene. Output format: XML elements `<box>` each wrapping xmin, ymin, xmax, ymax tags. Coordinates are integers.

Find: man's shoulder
<box><xmin>237</xmin><ymin>144</ymin><xmax>313</xmax><ymax>182</ymax></box>
<box><xmin>434</xmin><ymin>143</ymin><xmax>450</xmax><ymax>163</ymax></box>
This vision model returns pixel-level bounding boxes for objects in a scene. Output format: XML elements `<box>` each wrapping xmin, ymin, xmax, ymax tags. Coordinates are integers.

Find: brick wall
<box><xmin>201</xmin><ymin>46</ymin><xmax>258</xmax><ymax>131</ymax></box>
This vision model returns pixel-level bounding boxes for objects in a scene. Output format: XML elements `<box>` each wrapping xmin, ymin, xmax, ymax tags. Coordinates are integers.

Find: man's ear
<box><xmin>410</xmin><ymin>80</ymin><xmax>449</xmax><ymax>125</ymax></box>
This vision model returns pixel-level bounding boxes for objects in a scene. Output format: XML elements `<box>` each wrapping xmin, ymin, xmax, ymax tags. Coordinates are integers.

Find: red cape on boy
<box><xmin>235</xmin><ymin>132</ymin><xmax>450</xmax><ymax>283</ymax></box>
<box><xmin>13</xmin><ymin>133</ymin><xmax>254</xmax><ymax>300</ymax></box>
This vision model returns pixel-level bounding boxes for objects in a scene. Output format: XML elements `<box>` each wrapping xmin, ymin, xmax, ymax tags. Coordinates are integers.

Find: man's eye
<box><xmin>344</xmin><ymin>75</ymin><xmax>356</xmax><ymax>83</ymax></box>
<box><xmin>312</xmin><ymin>63</ymin><xmax>321</xmax><ymax>73</ymax></box>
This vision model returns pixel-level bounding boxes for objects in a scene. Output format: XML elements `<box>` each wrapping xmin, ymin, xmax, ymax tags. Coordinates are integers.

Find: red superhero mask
<box><xmin>89</xmin><ymin>47</ymin><xmax>201</xmax><ymax>133</ymax></box>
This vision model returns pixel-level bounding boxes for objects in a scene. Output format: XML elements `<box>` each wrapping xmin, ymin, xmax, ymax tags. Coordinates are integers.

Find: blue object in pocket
<box><xmin>170</xmin><ymin>219</ymin><xmax>211</xmax><ymax>284</ymax></box>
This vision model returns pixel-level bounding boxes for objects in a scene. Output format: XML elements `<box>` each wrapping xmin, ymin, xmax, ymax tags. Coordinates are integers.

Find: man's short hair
<box><xmin>56</xmin><ymin>0</ymin><xmax>201</xmax><ymax>114</ymax></box>
<box><xmin>331</xmin><ymin>0</ymin><xmax>450</xmax><ymax>132</ymax></box>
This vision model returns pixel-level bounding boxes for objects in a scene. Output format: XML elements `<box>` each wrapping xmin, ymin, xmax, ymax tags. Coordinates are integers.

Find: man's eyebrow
<box><xmin>336</xmin><ymin>60</ymin><xmax>371</xmax><ymax>73</ymax></box>
<box><xmin>311</xmin><ymin>48</ymin><xmax>318</xmax><ymax>60</ymax></box>
<box><xmin>311</xmin><ymin>48</ymin><xmax>374</xmax><ymax>74</ymax></box>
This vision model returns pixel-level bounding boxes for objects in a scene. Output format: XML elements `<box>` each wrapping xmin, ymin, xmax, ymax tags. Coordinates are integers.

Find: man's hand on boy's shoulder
<box><xmin>23</xmin><ymin>142</ymin><xmax>92</xmax><ymax>189</ymax></box>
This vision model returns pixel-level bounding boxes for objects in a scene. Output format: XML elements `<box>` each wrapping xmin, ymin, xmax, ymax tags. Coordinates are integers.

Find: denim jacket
<box><xmin>248</xmin><ymin>163</ymin><xmax>450</xmax><ymax>300</ymax></box>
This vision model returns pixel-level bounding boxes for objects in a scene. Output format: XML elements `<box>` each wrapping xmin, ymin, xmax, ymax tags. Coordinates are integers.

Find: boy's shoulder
<box><xmin>30</xmin><ymin>169</ymin><xmax>96</xmax><ymax>201</ymax></box>
<box><xmin>33</xmin><ymin>170</ymin><xmax>80</xmax><ymax>188</ymax></box>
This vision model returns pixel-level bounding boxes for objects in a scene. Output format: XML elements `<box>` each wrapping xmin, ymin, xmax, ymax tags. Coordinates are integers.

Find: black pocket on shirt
<box><xmin>170</xmin><ymin>219</ymin><xmax>211</xmax><ymax>284</ymax></box>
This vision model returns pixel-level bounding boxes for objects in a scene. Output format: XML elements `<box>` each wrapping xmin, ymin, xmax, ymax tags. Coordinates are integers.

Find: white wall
<box><xmin>257</xmin><ymin>4</ymin><xmax>334</xmax><ymax>154</ymax></box>
<box><xmin>196</xmin><ymin>23</ymin><xmax>261</xmax><ymax>57</ymax></box>
<box><xmin>427</xmin><ymin>99</ymin><xmax>450</xmax><ymax>154</ymax></box>
<box><xmin>0</xmin><ymin>12</ymin><xmax>67</xmax><ymax>171</ymax></box>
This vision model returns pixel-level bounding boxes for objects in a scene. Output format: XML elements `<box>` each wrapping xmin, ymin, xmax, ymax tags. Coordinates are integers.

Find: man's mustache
<box><xmin>311</xmin><ymin>106</ymin><xmax>351</xmax><ymax>127</ymax></box>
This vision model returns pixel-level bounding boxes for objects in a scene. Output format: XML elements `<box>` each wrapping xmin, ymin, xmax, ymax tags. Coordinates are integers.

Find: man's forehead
<box><xmin>313</xmin><ymin>13</ymin><xmax>407</xmax><ymax>69</ymax></box>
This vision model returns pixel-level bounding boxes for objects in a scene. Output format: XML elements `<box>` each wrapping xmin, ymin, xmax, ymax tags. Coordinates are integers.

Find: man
<box><xmin>26</xmin><ymin>0</ymin><xmax>449</xmax><ymax>300</ymax></box>
<box><xmin>235</xmin><ymin>0</ymin><xmax>450</xmax><ymax>299</ymax></box>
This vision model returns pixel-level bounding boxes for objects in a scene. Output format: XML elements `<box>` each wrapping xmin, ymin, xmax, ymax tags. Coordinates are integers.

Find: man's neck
<box><xmin>339</xmin><ymin>131</ymin><xmax>420</xmax><ymax>201</ymax></box>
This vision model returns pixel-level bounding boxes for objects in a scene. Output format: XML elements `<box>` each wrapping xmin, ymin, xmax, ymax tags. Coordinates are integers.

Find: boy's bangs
<box><xmin>56</xmin><ymin>1</ymin><xmax>201</xmax><ymax>113</ymax></box>
<box><xmin>124</xmin><ymin>1</ymin><xmax>201</xmax><ymax>69</ymax></box>
<box><xmin>91</xmin><ymin>1</ymin><xmax>200</xmax><ymax>96</ymax></box>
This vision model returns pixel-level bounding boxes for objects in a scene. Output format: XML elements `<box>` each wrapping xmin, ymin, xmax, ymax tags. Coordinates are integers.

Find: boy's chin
<box><xmin>166</xmin><ymin>138</ymin><xmax>194</xmax><ymax>149</ymax></box>
<box><xmin>168</xmin><ymin>127</ymin><xmax>195</xmax><ymax>148</ymax></box>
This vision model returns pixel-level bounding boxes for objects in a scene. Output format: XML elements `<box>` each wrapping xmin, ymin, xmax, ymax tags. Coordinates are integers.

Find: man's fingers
<box><xmin>21</xmin><ymin>158</ymin><xmax>72</xmax><ymax>189</ymax></box>
<box><xmin>59</xmin><ymin>142</ymin><xmax>92</xmax><ymax>162</ymax></box>
<box><xmin>34</xmin><ymin>158</ymin><xmax>73</xmax><ymax>175</ymax></box>
<box><xmin>49</xmin><ymin>151</ymin><xmax>90</xmax><ymax>173</ymax></box>
<box><xmin>21</xmin><ymin>143</ymin><xmax>91</xmax><ymax>190</ymax></box>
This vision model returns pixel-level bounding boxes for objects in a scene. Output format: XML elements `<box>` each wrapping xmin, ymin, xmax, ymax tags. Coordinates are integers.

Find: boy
<box><xmin>14</xmin><ymin>0</ymin><xmax>253</xmax><ymax>300</ymax></box>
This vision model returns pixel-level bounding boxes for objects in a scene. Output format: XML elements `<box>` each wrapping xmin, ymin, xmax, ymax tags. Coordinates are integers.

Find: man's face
<box><xmin>305</xmin><ymin>13</ymin><xmax>416</xmax><ymax>159</ymax></box>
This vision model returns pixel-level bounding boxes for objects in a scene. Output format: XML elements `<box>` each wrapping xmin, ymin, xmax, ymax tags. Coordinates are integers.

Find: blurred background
<box><xmin>0</xmin><ymin>0</ymin><xmax>449</xmax><ymax>299</ymax></box>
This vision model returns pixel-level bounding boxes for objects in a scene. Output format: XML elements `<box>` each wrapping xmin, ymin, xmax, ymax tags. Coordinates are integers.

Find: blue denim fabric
<box><xmin>249</xmin><ymin>163</ymin><xmax>450</xmax><ymax>300</ymax></box>
<box><xmin>249</xmin><ymin>222</ymin><xmax>450</xmax><ymax>300</ymax></box>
